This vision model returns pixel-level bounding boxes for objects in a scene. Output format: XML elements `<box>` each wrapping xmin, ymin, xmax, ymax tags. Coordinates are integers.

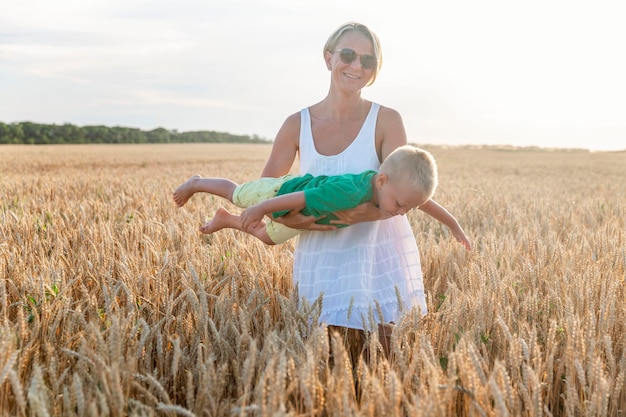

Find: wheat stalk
<box><xmin>1</xmin><ymin>144</ymin><xmax>624</xmax><ymax>416</ymax></box>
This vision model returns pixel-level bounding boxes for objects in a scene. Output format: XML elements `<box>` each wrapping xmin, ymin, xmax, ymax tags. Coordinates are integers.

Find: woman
<box><xmin>261</xmin><ymin>22</ymin><xmax>470</xmax><ymax>354</ymax></box>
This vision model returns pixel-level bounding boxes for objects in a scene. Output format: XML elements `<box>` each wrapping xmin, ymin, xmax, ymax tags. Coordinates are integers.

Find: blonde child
<box><xmin>173</xmin><ymin>145</ymin><xmax>438</xmax><ymax>245</ymax></box>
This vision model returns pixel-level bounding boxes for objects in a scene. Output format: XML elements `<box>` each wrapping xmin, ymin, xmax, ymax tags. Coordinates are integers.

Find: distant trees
<box><xmin>0</xmin><ymin>122</ymin><xmax>270</xmax><ymax>145</ymax></box>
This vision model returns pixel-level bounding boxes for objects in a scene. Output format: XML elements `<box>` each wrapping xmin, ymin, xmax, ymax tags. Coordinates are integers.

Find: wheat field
<box><xmin>0</xmin><ymin>143</ymin><xmax>624</xmax><ymax>416</ymax></box>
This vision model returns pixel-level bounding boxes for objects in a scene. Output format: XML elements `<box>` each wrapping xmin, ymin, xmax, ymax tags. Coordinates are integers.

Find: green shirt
<box><xmin>273</xmin><ymin>170</ymin><xmax>377</xmax><ymax>226</ymax></box>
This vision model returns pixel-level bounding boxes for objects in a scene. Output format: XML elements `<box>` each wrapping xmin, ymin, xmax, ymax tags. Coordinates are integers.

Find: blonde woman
<box><xmin>261</xmin><ymin>22</ymin><xmax>470</xmax><ymax>356</ymax></box>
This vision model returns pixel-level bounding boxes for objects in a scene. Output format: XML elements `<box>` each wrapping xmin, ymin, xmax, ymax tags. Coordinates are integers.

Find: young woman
<box><xmin>261</xmin><ymin>22</ymin><xmax>470</xmax><ymax>355</ymax></box>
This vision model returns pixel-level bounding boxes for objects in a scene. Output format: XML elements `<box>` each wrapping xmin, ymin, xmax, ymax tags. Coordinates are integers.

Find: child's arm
<box><xmin>240</xmin><ymin>192</ymin><xmax>306</xmax><ymax>232</ymax></box>
<box><xmin>419</xmin><ymin>199</ymin><xmax>471</xmax><ymax>250</ymax></box>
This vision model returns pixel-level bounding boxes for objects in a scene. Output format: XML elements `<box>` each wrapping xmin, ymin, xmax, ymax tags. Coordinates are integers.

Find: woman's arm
<box><xmin>261</xmin><ymin>113</ymin><xmax>335</xmax><ymax>231</ymax></box>
<box><xmin>377</xmin><ymin>106</ymin><xmax>409</xmax><ymax>162</ymax></box>
<box><xmin>328</xmin><ymin>202</ymin><xmax>386</xmax><ymax>225</ymax></box>
<box><xmin>419</xmin><ymin>199</ymin><xmax>471</xmax><ymax>250</ymax></box>
<box><xmin>261</xmin><ymin>113</ymin><xmax>300</xmax><ymax>178</ymax></box>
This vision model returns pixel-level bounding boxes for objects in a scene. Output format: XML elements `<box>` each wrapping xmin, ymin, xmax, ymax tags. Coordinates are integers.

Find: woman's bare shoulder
<box><xmin>284</xmin><ymin>110</ymin><xmax>302</xmax><ymax>127</ymax></box>
<box><xmin>275</xmin><ymin>111</ymin><xmax>302</xmax><ymax>143</ymax></box>
<box><xmin>377</xmin><ymin>104</ymin><xmax>403</xmax><ymax>123</ymax></box>
<box><xmin>375</xmin><ymin>104</ymin><xmax>408</xmax><ymax>160</ymax></box>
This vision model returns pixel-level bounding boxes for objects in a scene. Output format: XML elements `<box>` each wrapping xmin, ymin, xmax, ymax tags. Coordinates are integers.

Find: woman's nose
<box><xmin>350</xmin><ymin>58</ymin><xmax>362</xmax><ymax>69</ymax></box>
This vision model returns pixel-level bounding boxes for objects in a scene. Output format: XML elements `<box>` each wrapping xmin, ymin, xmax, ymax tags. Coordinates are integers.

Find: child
<box><xmin>173</xmin><ymin>145</ymin><xmax>438</xmax><ymax>245</ymax></box>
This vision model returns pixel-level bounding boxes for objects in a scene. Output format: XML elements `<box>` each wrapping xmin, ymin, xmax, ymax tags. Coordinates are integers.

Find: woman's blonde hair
<box><xmin>379</xmin><ymin>145</ymin><xmax>439</xmax><ymax>201</ymax></box>
<box><xmin>323</xmin><ymin>22</ymin><xmax>383</xmax><ymax>86</ymax></box>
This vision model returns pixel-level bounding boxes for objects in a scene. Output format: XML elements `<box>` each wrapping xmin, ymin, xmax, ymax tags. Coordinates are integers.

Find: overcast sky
<box><xmin>1</xmin><ymin>0</ymin><xmax>624</xmax><ymax>151</ymax></box>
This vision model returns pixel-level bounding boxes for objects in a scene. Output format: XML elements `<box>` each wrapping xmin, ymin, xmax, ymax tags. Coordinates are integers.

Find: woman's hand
<box><xmin>272</xmin><ymin>209</ymin><xmax>337</xmax><ymax>231</ymax></box>
<box><xmin>329</xmin><ymin>202</ymin><xmax>386</xmax><ymax>226</ymax></box>
<box><xmin>273</xmin><ymin>202</ymin><xmax>385</xmax><ymax>231</ymax></box>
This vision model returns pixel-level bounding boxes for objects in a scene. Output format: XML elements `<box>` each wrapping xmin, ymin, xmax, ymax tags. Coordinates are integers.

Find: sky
<box><xmin>1</xmin><ymin>0</ymin><xmax>625</xmax><ymax>151</ymax></box>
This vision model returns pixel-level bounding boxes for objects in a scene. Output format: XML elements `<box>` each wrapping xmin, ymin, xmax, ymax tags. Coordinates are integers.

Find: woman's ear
<box><xmin>324</xmin><ymin>50</ymin><xmax>332</xmax><ymax>70</ymax></box>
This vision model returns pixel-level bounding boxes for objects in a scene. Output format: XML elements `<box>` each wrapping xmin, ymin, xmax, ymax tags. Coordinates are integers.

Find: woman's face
<box><xmin>325</xmin><ymin>31</ymin><xmax>375</xmax><ymax>90</ymax></box>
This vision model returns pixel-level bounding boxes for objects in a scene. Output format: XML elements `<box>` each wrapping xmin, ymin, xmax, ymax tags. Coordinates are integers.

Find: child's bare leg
<box><xmin>200</xmin><ymin>208</ymin><xmax>276</xmax><ymax>245</ymax></box>
<box><xmin>199</xmin><ymin>208</ymin><xmax>241</xmax><ymax>234</ymax></box>
<box><xmin>173</xmin><ymin>175</ymin><xmax>238</xmax><ymax>207</ymax></box>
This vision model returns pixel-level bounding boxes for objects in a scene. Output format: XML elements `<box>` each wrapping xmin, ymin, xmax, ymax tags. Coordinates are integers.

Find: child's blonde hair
<box><xmin>379</xmin><ymin>145</ymin><xmax>438</xmax><ymax>201</ymax></box>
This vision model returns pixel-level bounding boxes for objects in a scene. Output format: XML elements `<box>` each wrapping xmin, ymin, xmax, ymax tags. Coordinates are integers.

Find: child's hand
<box><xmin>241</xmin><ymin>206</ymin><xmax>265</xmax><ymax>232</ymax></box>
<box><xmin>452</xmin><ymin>227</ymin><xmax>471</xmax><ymax>251</ymax></box>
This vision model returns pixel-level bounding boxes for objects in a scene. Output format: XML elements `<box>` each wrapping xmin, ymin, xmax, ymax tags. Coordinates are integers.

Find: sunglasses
<box><xmin>333</xmin><ymin>48</ymin><xmax>377</xmax><ymax>70</ymax></box>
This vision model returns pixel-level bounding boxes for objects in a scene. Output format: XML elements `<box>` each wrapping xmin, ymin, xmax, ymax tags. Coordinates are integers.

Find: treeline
<box><xmin>0</xmin><ymin>121</ymin><xmax>270</xmax><ymax>145</ymax></box>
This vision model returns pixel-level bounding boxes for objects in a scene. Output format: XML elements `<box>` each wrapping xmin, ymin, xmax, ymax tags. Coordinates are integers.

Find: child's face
<box><xmin>374</xmin><ymin>174</ymin><xmax>427</xmax><ymax>217</ymax></box>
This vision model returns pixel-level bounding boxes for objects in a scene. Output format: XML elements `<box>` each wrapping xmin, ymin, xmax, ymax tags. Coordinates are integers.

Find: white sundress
<box><xmin>294</xmin><ymin>102</ymin><xmax>427</xmax><ymax>330</ymax></box>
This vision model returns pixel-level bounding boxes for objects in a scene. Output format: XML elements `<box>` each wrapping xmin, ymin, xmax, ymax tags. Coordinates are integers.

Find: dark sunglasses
<box><xmin>334</xmin><ymin>48</ymin><xmax>377</xmax><ymax>70</ymax></box>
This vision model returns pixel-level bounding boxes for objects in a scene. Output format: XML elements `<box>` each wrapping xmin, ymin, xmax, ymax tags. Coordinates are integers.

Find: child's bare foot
<box><xmin>173</xmin><ymin>175</ymin><xmax>202</xmax><ymax>207</ymax></box>
<box><xmin>199</xmin><ymin>207</ymin><xmax>237</xmax><ymax>234</ymax></box>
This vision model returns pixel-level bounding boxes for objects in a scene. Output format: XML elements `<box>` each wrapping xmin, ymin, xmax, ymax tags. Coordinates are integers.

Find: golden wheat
<box><xmin>0</xmin><ymin>143</ymin><xmax>624</xmax><ymax>416</ymax></box>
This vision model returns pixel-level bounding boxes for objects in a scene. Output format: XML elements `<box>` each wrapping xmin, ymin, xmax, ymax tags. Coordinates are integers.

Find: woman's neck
<box><xmin>316</xmin><ymin>93</ymin><xmax>370</xmax><ymax>122</ymax></box>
